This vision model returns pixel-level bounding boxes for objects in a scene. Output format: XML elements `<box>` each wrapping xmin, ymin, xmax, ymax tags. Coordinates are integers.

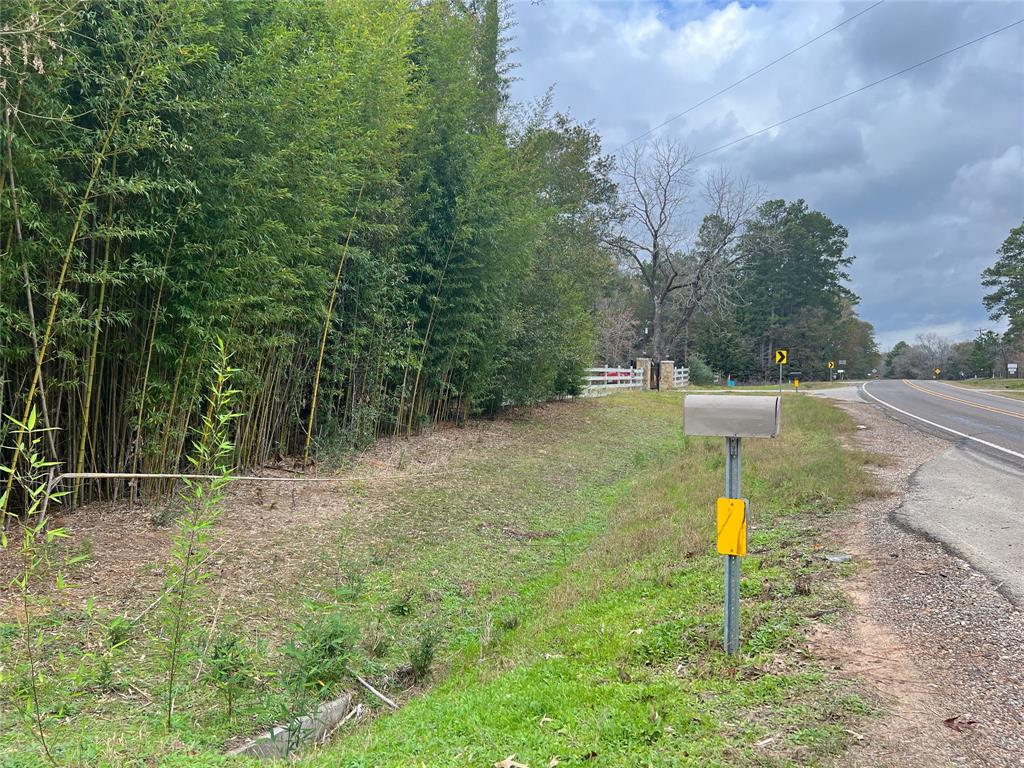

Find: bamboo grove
<box><xmin>0</xmin><ymin>0</ymin><xmax>617</xmax><ymax>509</ymax></box>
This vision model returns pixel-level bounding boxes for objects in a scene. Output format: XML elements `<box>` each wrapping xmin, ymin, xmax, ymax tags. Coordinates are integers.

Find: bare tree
<box><xmin>605</xmin><ymin>138</ymin><xmax>758</xmax><ymax>365</ymax></box>
<box><xmin>593</xmin><ymin>295</ymin><xmax>639</xmax><ymax>364</ymax></box>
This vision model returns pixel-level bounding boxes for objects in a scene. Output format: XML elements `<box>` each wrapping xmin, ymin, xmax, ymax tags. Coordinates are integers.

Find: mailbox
<box><xmin>683</xmin><ymin>395</ymin><xmax>781</xmax><ymax>438</ymax></box>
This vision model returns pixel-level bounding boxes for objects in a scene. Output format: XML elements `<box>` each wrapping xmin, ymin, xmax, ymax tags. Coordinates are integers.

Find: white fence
<box><xmin>582</xmin><ymin>366</ymin><xmax>644</xmax><ymax>395</ymax></box>
<box><xmin>582</xmin><ymin>365</ymin><xmax>690</xmax><ymax>395</ymax></box>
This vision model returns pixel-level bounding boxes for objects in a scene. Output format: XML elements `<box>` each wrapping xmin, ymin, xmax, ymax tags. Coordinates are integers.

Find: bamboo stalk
<box><xmin>127</xmin><ymin>228</ymin><xmax>176</xmax><ymax>502</ymax></box>
<box><xmin>2</xmin><ymin>9</ymin><xmax>170</xmax><ymax>516</ymax></box>
<box><xmin>303</xmin><ymin>183</ymin><xmax>364</xmax><ymax>466</ymax></box>
<box><xmin>73</xmin><ymin>158</ymin><xmax>116</xmax><ymax>508</ymax></box>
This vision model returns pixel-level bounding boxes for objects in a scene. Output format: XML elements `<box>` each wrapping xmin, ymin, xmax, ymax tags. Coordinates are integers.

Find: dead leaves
<box><xmin>942</xmin><ymin>714</ymin><xmax>978</xmax><ymax>733</ymax></box>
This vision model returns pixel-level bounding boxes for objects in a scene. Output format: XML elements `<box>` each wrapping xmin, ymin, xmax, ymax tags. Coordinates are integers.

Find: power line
<box><xmin>611</xmin><ymin>0</ymin><xmax>887</xmax><ymax>154</ymax></box>
<box><xmin>691</xmin><ymin>16</ymin><xmax>1024</xmax><ymax>161</ymax></box>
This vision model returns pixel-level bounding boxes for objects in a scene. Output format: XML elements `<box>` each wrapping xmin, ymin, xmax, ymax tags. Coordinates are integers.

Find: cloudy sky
<box><xmin>508</xmin><ymin>0</ymin><xmax>1024</xmax><ymax>349</ymax></box>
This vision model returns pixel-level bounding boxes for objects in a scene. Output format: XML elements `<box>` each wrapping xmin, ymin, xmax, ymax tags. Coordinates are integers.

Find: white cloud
<box><xmin>509</xmin><ymin>0</ymin><xmax>1024</xmax><ymax>345</ymax></box>
<box><xmin>662</xmin><ymin>2</ymin><xmax>750</xmax><ymax>77</ymax></box>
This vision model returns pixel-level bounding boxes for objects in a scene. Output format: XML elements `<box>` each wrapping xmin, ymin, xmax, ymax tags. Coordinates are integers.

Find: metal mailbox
<box><xmin>683</xmin><ymin>394</ymin><xmax>781</xmax><ymax>438</ymax></box>
<box><xmin>683</xmin><ymin>393</ymin><xmax>781</xmax><ymax>655</ymax></box>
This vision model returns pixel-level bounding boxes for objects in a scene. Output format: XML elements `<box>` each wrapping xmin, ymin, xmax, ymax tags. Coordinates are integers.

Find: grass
<box><xmin>953</xmin><ymin>377</ymin><xmax>1024</xmax><ymax>389</ymax></box>
<box><xmin>952</xmin><ymin>378</ymin><xmax>1024</xmax><ymax>398</ymax></box>
<box><xmin>302</xmin><ymin>393</ymin><xmax>880</xmax><ymax>767</ymax></box>
<box><xmin>0</xmin><ymin>393</ymin><xmax>880</xmax><ymax>767</ymax></box>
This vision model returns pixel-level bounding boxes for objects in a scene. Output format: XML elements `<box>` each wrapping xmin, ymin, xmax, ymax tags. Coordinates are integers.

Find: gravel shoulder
<box><xmin>812</xmin><ymin>399</ymin><xmax>1024</xmax><ymax>767</ymax></box>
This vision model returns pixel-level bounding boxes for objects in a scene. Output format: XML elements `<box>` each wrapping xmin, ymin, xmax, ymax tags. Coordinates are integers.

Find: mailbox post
<box><xmin>684</xmin><ymin>395</ymin><xmax>781</xmax><ymax>654</ymax></box>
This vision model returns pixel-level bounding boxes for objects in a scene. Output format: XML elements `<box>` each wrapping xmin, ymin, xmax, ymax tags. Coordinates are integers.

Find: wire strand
<box><xmin>610</xmin><ymin>0</ymin><xmax>887</xmax><ymax>154</ymax></box>
<box><xmin>691</xmin><ymin>16</ymin><xmax>1024</xmax><ymax>161</ymax></box>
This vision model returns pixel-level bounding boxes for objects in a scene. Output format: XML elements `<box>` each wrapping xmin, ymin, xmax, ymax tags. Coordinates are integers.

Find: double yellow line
<box><xmin>903</xmin><ymin>379</ymin><xmax>1024</xmax><ymax>421</ymax></box>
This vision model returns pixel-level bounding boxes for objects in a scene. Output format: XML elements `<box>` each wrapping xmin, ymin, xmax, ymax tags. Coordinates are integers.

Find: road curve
<box><xmin>862</xmin><ymin>379</ymin><xmax>1024</xmax><ymax>465</ymax></box>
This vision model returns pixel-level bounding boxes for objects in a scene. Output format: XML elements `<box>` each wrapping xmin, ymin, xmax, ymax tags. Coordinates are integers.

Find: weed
<box><xmin>361</xmin><ymin>616</ymin><xmax>393</xmax><ymax>659</ymax></box>
<box><xmin>631</xmin><ymin>616</ymin><xmax>720</xmax><ymax>667</ymax></box>
<box><xmin>387</xmin><ymin>591</ymin><xmax>414</xmax><ymax>617</ymax></box>
<box><xmin>0</xmin><ymin>407</ymin><xmax>72</xmax><ymax>765</ymax></box>
<box><xmin>202</xmin><ymin>631</ymin><xmax>254</xmax><ymax>721</ymax></box>
<box><xmin>161</xmin><ymin>342</ymin><xmax>239</xmax><ymax>730</ymax></box>
<box><xmin>408</xmin><ymin>629</ymin><xmax>437</xmax><ymax>684</ymax></box>
<box><xmin>283</xmin><ymin>611</ymin><xmax>358</xmax><ymax>695</ymax></box>
<box><xmin>105</xmin><ymin>616</ymin><xmax>133</xmax><ymax>650</ymax></box>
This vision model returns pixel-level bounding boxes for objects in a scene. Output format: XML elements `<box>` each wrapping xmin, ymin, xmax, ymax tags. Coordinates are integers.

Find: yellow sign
<box><xmin>934</xmin><ymin>368</ymin><xmax>942</xmax><ymax>376</ymax></box>
<box><xmin>716</xmin><ymin>497</ymin><xmax>747</xmax><ymax>557</ymax></box>
<box><xmin>774</xmin><ymin>349</ymin><xmax>788</xmax><ymax>365</ymax></box>
<box><xmin>793</xmin><ymin>378</ymin><xmax>800</xmax><ymax>390</ymax></box>
<box><xmin>827</xmin><ymin>361</ymin><xmax>836</xmax><ymax>369</ymax></box>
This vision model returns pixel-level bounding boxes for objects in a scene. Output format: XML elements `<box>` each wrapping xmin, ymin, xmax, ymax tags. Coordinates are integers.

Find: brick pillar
<box><xmin>636</xmin><ymin>357</ymin><xmax>651</xmax><ymax>391</ymax></box>
<box><xmin>660</xmin><ymin>360</ymin><xmax>675</xmax><ymax>390</ymax></box>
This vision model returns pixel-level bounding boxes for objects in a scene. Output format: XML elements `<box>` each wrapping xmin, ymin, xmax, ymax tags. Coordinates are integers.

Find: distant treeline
<box><xmin>885</xmin><ymin>217</ymin><xmax>1024</xmax><ymax>379</ymax></box>
<box><xmin>0</xmin><ymin>0</ymin><xmax>615</xmax><ymax>506</ymax></box>
<box><xmin>596</xmin><ymin>196</ymin><xmax>881</xmax><ymax>382</ymax></box>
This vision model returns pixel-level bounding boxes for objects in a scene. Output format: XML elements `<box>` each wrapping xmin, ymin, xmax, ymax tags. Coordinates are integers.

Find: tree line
<box><xmin>1</xmin><ymin>0</ymin><xmax>616</xmax><ymax>509</ymax></box>
<box><xmin>596</xmin><ymin>139</ymin><xmax>880</xmax><ymax>383</ymax></box>
<box><xmin>884</xmin><ymin>218</ymin><xmax>1024</xmax><ymax>380</ymax></box>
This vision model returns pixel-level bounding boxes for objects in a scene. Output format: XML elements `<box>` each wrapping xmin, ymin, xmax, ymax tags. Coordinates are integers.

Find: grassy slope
<box><xmin>954</xmin><ymin>378</ymin><xmax>1024</xmax><ymax>390</ymax></box>
<box><xmin>1</xmin><ymin>393</ymin><xmax>878</xmax><ymax>767</ymax></box>
<box><xmin>304</xmin><ymin>393</ymin><xmax>879</xmax><ymax>767</ymax></box>
<box><xmin>952</xmin><ymin>378</ymin><xmax>1024</xmax><ymax>399</ymax></box>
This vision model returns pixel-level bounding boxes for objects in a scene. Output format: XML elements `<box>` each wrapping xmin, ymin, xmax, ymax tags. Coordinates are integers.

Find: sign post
<box><xmin>934</xmin><ymin>367</ymin><xmax>942</xmax><ymax>379</ymax></box>
<box><xmin>774</xmin><ymin>349</ymin><xmax>788</xmax><ymax>394</ymax></box>
<box><xmin>827</xmin><ymin>360</ymin><xmax>836</xmax><ymax>382</ymax></box>
<box><xmin>723</xmin><ymin>438</ymin><xmax>742</xmax><ymax>653</ymax></box>
<box><xmin>684</xmin><ymin>395</ymin><xmax>781</xmax><ymax>654</ymax></box>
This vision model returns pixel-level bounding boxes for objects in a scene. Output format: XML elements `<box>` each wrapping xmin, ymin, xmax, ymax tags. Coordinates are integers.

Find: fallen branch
<box><xmin>347</xmin><ymin>668</ymin><xmax>398</xmax><ymax>710</ymax></box>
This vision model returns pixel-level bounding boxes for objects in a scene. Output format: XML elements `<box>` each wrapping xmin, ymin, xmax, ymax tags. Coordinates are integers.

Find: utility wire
<box><xmin>611</xmin><ymin>0</ymin><xmax>887</xmax><ymax>154</ymax></box>
<box><xmin>692</xmin><ymin>16</ymin><xmax>1024</xmax><ymax>161</ymax></box>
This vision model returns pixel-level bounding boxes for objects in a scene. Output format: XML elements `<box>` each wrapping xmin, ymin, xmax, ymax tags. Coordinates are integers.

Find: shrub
<box><xmin>409</xmin><ymin>629</ymin><xmax>438</xmax><ymax>684</ymax></box>
<box><xmin>283</xmin><ymin>612</ymin><xmax>358</xmax><ymax>695</ymax></box>
<box><xmin>203</xmin><ymin>631</ymin><xmax>254</xmax><ymax>721</ymax></box>
<box><xmin>686</xmin><ymin>353</ymin><xmax>715</xmax><ymax>386</ymax></box>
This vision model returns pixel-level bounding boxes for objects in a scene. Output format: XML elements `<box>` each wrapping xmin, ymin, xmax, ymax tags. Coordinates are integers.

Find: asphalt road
<box><xmin>862</xmin><ymin>379</ymin><xmax>1024</xmax><ymax>463</ymax></box>
<box><xmin>859</xmin><ymin>379</ymin><xmax>1024</xmax><ymax>605</ymax></box>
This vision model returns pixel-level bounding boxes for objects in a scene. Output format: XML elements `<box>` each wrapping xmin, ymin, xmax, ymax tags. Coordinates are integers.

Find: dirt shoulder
<box><xmin>814</xmin><ymin>399</ymin><xmax>1024</xmax><ymax>767</ymax></box>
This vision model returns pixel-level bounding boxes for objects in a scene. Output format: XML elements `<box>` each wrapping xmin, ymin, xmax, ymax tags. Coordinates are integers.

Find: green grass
<box><xmin>302</xmin><ymin>393</ymin><xmax>879</xmax><ymax>767</ymax></box>
<box><xmin>0</xmin><ymin>393</ymin><xmax>879</xmax><ymax>767</ymax></box>
<box><xmin>952</xmin><ymin>377</ymin><xmax>1024</xmax><ymax>393</ymax></box>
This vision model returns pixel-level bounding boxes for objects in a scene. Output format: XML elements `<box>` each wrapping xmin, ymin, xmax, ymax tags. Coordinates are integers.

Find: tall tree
<box><xmin>606</xmin><ymin>138</ymin><xmax>755</xmax><ymax>367</ymax></box>
<box><xmin>738</xmin><ymin>199</ymin><xmax>856</xmax><ymax>379</ymax></box>
<box><xmin>982</xmin><ymin>219</ymin><xmax>1024</xmax><ymax>341</ymax></box>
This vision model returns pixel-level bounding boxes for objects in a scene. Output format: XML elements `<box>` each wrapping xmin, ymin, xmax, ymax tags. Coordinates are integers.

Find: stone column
<box><xmin>636</xmin><ymin>357</ymin><xmax>652</xmax><ymax>391</ymax></box>
<box><xmin>660</xmin><ymin>360</ymin><xmax>675</xmax><ymax>390</ymax></box>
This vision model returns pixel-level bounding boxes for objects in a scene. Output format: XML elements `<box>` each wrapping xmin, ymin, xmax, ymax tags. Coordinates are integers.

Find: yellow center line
<box><xmin>902</xmin><ymin>379</ymin><xmax>1024</xmax><ymax>421</ymax></box>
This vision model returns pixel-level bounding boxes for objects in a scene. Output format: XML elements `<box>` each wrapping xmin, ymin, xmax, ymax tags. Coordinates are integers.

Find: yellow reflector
<box><xmin>716</xmin><ymin>497</ymin><xmax>747</xmax><ymax>557</ymax></box>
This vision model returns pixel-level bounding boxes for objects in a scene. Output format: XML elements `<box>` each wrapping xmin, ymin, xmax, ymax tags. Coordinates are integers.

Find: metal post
<box><xmin>723</xmin><ymin>436</ymin><xmax>741</xmax><ymax>654</ymax></box>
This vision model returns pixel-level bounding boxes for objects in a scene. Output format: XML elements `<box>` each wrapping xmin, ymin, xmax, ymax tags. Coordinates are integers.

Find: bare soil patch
<box><xmin>0</xmin><ymin>400</ymin><xmax>592</xmax><ymax>624</ymax></box>
<box><xmin>813</xmin><ymin>400</ymin><xmax>1024</xmax><ymax>767</ymax></box>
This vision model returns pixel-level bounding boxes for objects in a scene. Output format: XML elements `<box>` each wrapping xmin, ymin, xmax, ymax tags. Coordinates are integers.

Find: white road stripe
<box><xmin>861</xmin><ymin>382</ymin><xmax>1024</xmax><ymax>461</ymax></box>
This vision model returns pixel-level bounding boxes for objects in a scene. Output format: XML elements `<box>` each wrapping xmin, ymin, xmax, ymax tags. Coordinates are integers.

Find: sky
<box><xmin>507</xmin><ymin>0</ymin><xmax>1024</xmax><ymax>350</ymax></box>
